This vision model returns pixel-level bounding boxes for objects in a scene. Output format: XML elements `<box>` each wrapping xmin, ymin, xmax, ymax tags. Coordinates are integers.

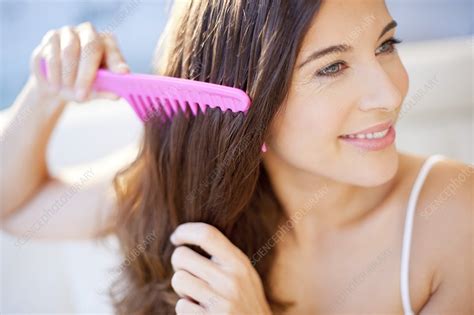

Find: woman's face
<box><xmin>266</xmin><ymin>0</ymin><xmax>409</xmax><ymax>187</ymax></box>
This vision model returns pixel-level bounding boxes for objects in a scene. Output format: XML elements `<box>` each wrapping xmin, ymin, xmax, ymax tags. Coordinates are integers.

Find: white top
<box><xmin>400</xmin><ymin>154</ymin><xmax>446</xmax><ymax>315</ymax></box>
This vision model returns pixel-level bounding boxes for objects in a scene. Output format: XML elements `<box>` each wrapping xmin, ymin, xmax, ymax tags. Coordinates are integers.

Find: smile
<box><xmin>338</xmin><ymin>122</ymin><xmax>396</xmax><ymax>151</ymax></box>
<box><xmin>340</xmin><ymin>128</ymin><xmax>390</xmax><ymax>139</ymax></box>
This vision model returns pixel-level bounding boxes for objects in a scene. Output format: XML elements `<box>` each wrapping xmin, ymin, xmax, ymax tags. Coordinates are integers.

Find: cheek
<box><xmin>270</xmin><ymin>94</ymin><xmax>347</xmax><ymax>154</ymax></box>
<box><xmin>399</xmin><ymin>64</ymin><xmax>409</xmax><ymax>100</ymax></box>
<box><xmin>391</xmin><ymin>58</ymin><xmax>410</xmax><ymax>104</ymax></box>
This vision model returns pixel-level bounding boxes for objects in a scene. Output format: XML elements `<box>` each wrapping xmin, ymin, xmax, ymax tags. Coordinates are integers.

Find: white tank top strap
<box><xmin>400</xmin><ymin>154</ymin><xmax>446</xmax><ymax>315</ymax></box>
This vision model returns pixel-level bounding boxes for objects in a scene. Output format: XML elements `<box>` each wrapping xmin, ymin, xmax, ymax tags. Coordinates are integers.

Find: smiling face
<box><xmin>265</xmin><ymin>0</ymin><xmax>409</xmax><ymax>187</ymax></box>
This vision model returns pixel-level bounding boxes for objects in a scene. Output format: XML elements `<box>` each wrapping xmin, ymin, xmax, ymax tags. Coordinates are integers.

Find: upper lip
<box><xmin>341</xmin><ymin>119</ymin><xmax>393</xmax><ymax>136</ymax></box>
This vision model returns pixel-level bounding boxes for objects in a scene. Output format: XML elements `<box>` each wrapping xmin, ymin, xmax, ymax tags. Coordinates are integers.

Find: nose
<box><xmin>357</xmin><ymin>60</ymin><xmax>402</xmax><ymax>112</ymax></box>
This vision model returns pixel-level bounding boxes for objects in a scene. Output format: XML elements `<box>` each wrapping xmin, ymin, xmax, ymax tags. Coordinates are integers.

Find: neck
<box><xmin>262</xmin><ymin>151</ymin><xmax>399</xmax><ymax>240</ymax></box>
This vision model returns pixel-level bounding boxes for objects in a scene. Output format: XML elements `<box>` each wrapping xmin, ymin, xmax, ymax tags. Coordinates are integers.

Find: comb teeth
<box><xmin>128</xmin><ymin>94</ymin><xmax>143</xmax><ymax>120</ymax></box>
<box><xmin>188</xmin><ymin>90</ymin><xmax>199</xmax><ymax>116</ymax></box>
<box><xmin>137</xmin><ymin>95</ymin><xmax>148</xmax><ymax>118</ymax></box>
<box><xmin>127</xmin><ymin>91</ymin><xmax>241</xmax><ymax>122</ymax></box>
<box><xmin>162</xmin><ymin>98</ymin><xmax>172</xmax><ymax>119</ymax></box>
<box><xmin>173</xmin><ymin>101</ymin><xmax>182</xmax><ymax>117</ymax></box>
<box><xmin>146</xmin><ymin>95</ymin><xmax>163</xmax><ymax>121</ymax></box>
<box><xmin>190</xmin><ymin>102</ymin><xmax>198</xmax><ymax>116</ymax></box>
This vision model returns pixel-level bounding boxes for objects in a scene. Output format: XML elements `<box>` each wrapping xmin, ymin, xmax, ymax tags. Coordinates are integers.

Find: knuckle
<box><xmin>234</xmin><ymin>250</ymin><xmax>250</xmax><ymax>264</ymax></box>
<box><xmin>233</xmin><ymin>264</ymin><xmax>248</xmax><ymax>278</ymax></box>
<box><xmin>43</xmin><ymin>29</ymin><xmax>58</xmax><ymax>41</ymax></box>
<box><xmin>79</xmin><ymin>26</ymin><xmax>98</xmax><ymax>41</ymax></box>
<box><xmin>82</xmin><ymin>33</ymin><xmax>98</xmax><ymax>47</ymax></box>
<box><xmin>44</xmin><ymin>29</ymin><xmax>55</xmax><ymax>37</ymax></box>
<box><xmin>102</xmin><ymin>31</ymin><xmax>117</xmax><ymax>43</ymax></box>
<box><xmin>197</xmin><ymin>224</ymin><xmax>217</xmax><ymax>242</ymax></box>
<box><xmin>77</xmin><ymin>21</ymin><xmax>94</xmax><ymax>30</ymax></box>
<box><xmin>228</xmin><ymin>258</ymin><xmax>249</xmax><ymax>278</ymax></box>
<box><xmin>59</xmin><ymin>25</ymin><xmax>74</xmax><ymax>34</ymax></box>
<box><xmin>87</xmin><ymin>30</ymin><xmax>100</xmax><ymax>41</ymax></box>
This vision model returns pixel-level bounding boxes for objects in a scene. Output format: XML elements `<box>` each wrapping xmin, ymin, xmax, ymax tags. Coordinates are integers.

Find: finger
<box><xmin>171</xmin><ymin>246</ymin><xmax>226</xmax><ymax>284</ymax></box>
<box><xmin>30</xmin><ymin>42</ymin><xmax>48</xmax><ymax>85</ymax></box>
<box><xmin>59</xmin><ymin>26</ymin><xmax>80</xmax><ymax>89</ymax></box>
<box><xmin>175</xmin><ymin>298</ymin><xmax>205</xmax><ymax>315</ymax></box>
<box><xmin>101</xmin><ymin>32</ymin><xmax>129</xmax><ymax>73</ymax></box>
<box><xmin>41</xmin><ymin>30</ymin><xmax>61</xmax><ymax>91</ymax></box>
<box><xmin>170</xmin><ymin>223</ymin><xmax>244</xmax><ymax>266</ymax></box>
<box><xmin>171</xmin><ymin>270</ymin><xmax>216</xmax><ymax>307</ymax></box>
<box><xmin>74</xmin><ymin>22</ymin><xmax>103</xmax><ymax>101</ymax></box>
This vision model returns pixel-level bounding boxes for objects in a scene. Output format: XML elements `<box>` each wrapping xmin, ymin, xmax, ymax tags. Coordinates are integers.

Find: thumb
<box><xmin>101</xmin><ymin>32</ymin><xmax>130</xmax><ymax>73</ymax></box>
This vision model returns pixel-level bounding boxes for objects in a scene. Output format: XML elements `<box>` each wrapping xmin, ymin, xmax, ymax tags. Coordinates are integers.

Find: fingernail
<box><xmin>76</xmin><ymin>88</ymin><xmax>87</xmax><ymax>101</ymax></box>
<box><xmin>169</xmin><ymin>233</ymin><xmax>177</xmax><ymax>243</ymax></box>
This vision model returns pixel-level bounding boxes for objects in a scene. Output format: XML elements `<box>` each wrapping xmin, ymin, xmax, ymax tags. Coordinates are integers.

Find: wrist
<box><xmin>2</xmin><ymin>76</ymin><xmax>67</xmax><ymax>145</ymax></box>
<box><xmin>21</xmin><ymin>75</ymin><xmax>67</xmax><ymax>126</ymax></box>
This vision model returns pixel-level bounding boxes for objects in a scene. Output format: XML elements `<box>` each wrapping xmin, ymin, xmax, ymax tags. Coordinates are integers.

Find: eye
<box><xmin>315</xmin><ymin>61</ymin><xmax>347</xmax><ymax>78</ymax></box>
<box><xmin>376</xmin><ymin>37</ymin><xmax>402</xmax><ymax>55</ymax></box>
<box><xmin>313</xmin><ymin>37</ymin><xmax>402</xmax><ymax>79</ymax></box>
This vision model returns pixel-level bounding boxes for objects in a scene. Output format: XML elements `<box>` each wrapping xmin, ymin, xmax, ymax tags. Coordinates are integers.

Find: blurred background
<box><xmin>1</xmin><ymin>0</ymin><xmax>473</xmax><ymax>313</ymax></box>
<box><xmin>1</xmin><ymin>0</ymin><xmax>473</xmax><ymax>109</ymax></box>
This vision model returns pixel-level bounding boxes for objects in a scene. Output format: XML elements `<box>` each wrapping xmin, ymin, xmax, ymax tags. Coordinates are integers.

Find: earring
<box><xmin>261</xmin><ymin>142</ymin><xmax>267</xmax><ymax>153</ymax></box>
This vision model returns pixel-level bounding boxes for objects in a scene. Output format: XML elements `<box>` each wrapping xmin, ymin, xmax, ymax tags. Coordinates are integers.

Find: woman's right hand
<box><xmin>29</xmin><ymin>21</ymin><xmax>130</xmax><ymax>103</ymax></box>
<box><xmin>0</xmin><ymin>22</ymin><xmax>131</xmax><ymax>221</ymax></box>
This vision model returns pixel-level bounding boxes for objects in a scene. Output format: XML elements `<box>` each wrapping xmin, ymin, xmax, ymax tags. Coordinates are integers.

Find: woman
<box><xmin>1</xmin><ymin>0</ymin><xmax>472</xmax><ymax>314</ymax></box>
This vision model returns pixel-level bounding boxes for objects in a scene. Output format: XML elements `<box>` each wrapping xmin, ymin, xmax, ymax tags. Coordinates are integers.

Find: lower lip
<box><xmin>338</xmin><ymin>126</ymin><xmax>396</xmax><ymax>151</ymax></box>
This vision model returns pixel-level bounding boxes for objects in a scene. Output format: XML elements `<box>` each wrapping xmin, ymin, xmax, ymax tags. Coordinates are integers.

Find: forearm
<box><xmin>0</xmin><ymin>75</ymin><xmax>67</xmax><ymax>218</ymax></box>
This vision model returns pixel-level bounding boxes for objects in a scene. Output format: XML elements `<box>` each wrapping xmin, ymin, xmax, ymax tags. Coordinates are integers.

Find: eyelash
<box><xmin>315</xmin><ymin>37</ymin><xmax>403</xmax><ymax>78</ymax></box>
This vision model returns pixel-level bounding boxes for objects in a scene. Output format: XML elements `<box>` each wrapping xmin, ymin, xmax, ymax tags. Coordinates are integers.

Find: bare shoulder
<box><xmin>399</xmin><ymin>152</ymin><xmax>473</xmax><ymax>313</ymax></box>
<box><xmin>398</xmin><ymin>151</ymin><xmax>472</xmax><ymax>219</ymax></box>
<box><xmin>401</xmin><ymin>151</ymin><xmax>472</xmax><ymax>209</ymax></box>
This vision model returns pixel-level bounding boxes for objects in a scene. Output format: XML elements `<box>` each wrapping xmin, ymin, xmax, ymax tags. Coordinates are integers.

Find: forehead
<box><xmin>299</xmin><ymin>0</ymin><xmax>393</xmax><ymax>53</ymax></box>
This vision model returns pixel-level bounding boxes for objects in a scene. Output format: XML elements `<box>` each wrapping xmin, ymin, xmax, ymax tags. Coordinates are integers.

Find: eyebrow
<box><xmin>297</xmin><ymin>20</ymin><xmax>398</xmax><ymax>70</ymax></box>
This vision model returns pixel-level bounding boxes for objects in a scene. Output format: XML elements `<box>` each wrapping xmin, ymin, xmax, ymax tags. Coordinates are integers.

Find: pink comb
<box><xmin>39</xmin><ymin>58</ymin><xmax>251</xmax><ymax>122</ymax></box>
<box><xmin>39</xmin><ymin>58</ymin><xmax>267</xmax><ymax>152</ymax></box>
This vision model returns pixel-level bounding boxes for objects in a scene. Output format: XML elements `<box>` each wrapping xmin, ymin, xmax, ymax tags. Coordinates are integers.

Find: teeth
<box><xmin>343</xmin><ymin>128</ymin><xmax>389</xmax><ymax>139</ymax></box>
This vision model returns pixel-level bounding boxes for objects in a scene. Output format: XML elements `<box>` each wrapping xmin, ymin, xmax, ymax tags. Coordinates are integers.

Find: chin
<box><xmin>353</xmin><ymin>146</ymin><xmax>400</xmax><ymax>187</ymax></box>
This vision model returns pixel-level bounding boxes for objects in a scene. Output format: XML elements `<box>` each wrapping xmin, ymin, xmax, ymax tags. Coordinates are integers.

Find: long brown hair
<box><xmin>110</xmin><ymin>0</ymin><xmax>321</xmax><ymax>313</ymax></box>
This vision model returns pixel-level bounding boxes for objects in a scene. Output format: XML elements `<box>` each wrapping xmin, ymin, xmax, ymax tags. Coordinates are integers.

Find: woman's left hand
<box><xmin>170</xmin><ymin>222</ymin><xmax>273</xmax><ymax>315</ymax></box>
